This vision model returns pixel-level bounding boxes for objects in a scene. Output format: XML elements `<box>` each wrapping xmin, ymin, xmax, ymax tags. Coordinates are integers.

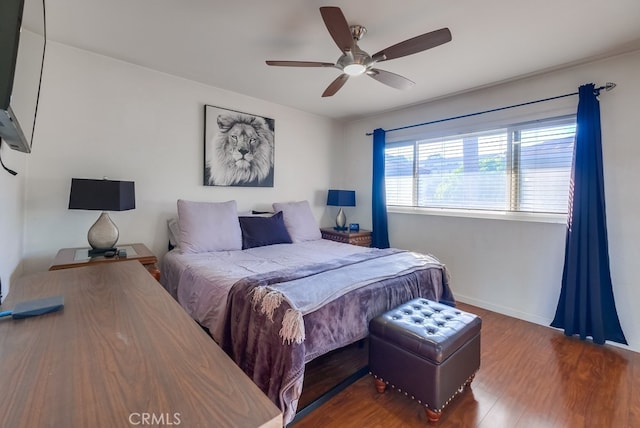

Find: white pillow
<box><xmin>272</xmin><ymin>200</ymin><xmax>322</xmax><ymax>243</ymax></box>
<box><xmin>177</xmin><ymin>199</ymin><xmax>242</xmax><ymax>253</ymax></box>
<box><xmin>167</xmin><ymin>217</ymin><xmax>180</xmax><ymax>249</ymax></box>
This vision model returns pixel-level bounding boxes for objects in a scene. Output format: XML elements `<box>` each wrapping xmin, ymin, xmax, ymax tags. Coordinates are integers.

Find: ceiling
<box><xmin>43</xmin><ymin>0</ymin><xmax>640</xmax><ymax>121</ymax></box>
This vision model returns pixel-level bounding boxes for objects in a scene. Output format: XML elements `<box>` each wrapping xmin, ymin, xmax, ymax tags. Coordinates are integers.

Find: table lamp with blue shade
<box><xmin>326</xmin><ymin>189</ymin><xmax>355</xmax><ymax>231</ymax></box>
<box><xmin>68</xmin><ymin>178</ymin><xmax>135</xmax><ymax>256</ymax></box>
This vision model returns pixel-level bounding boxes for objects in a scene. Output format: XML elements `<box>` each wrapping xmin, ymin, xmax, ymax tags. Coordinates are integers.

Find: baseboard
<box><xmin>454</xmin><ymin>294</ymin><xmax>553</xmax><ymax>327</ymax></box>
<box><xmin>455</xmin><ymin>294</ymin><xmax>636</xmax><ymax>353</ymax></box>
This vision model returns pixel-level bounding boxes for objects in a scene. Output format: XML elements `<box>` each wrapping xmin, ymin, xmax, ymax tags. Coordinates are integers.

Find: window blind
<box><xmin>385</xmin><ymin>116</ymin><xmax>576</xmax><ymax>214</ymax></box>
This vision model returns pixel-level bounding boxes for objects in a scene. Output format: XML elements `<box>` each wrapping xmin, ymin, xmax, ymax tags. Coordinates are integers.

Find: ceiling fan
<box><xmin>265</xmin><ymin>6</ymin><xmax>452</xmax><ymax>97</ymax></box>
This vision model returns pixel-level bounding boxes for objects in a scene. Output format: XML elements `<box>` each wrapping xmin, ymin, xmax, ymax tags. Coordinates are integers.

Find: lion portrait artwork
<box><xmin>204</xmin><ymin>107</ymin><xmax>275</xmax><ymax>187</ymax></box>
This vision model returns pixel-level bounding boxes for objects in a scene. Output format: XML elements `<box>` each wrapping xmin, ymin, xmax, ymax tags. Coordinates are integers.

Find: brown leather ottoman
<box><xmin>369</xmin><ymin>298</ymin><xmax>481</xmax><ymax>422</ymax></box>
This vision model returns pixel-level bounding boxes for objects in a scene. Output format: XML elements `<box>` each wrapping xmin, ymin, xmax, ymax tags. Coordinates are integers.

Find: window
<box><xmin>385</xmin><ymin>116</ymin><xmax>576</xmax><ymax>214</ymax></box>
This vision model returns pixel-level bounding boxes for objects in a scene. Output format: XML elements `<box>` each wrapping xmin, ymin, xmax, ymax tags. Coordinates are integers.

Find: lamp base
<box><xmin>88</xmin><ymin>212</ymin><xmax>119</xmax><ymax>250</ymax></box>
<box><xmin>335</xmin><ymin>208</ymin><xmax>347</xmax><ymax>230</ymax></box>
<box><xmin>333</xmin><ymin>226</ymin><xmax>348</xmax><ymax>231</ymax></box>
<box><xmin>87</xmin><ymin>247</ymin><xmax>117</xmax><ymax>257</ymax></box>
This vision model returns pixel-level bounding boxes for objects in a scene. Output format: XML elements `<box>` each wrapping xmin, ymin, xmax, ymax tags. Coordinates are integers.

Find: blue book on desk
<box><xmin>0</xmin><ymin>295</ymin><xmax>64</xmax><ymax>319</ymax></box>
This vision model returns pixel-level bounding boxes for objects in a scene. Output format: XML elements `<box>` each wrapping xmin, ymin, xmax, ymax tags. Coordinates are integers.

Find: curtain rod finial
<box><xmin>605</xmin><ymin>82</ymin><xmax>616</xmax><ymax>91</ymax></box>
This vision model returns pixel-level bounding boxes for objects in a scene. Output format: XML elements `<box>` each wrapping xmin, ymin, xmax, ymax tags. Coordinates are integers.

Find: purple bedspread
<box><xmin>220</xmin><ymin>248</ymin><xmax>454</xmax><ymax>424</ymax></box>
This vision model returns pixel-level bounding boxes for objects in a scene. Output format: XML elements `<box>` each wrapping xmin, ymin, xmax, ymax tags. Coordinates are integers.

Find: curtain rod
<box><xmin>366</xmin><ymin>82</ymin><xmax>616</xmax><ymax>136</ymax></box>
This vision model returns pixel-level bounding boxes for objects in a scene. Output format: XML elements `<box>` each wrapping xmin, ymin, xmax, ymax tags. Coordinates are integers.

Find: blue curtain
<box><xmin>371</xmin><ymin>128</ymin><xmax>390</xmax><ymax>248</ymax></box>
<box><xmin>550</xmin><ymin>83</ymin><xmax>627</xmax><ymax>345</ymax></box>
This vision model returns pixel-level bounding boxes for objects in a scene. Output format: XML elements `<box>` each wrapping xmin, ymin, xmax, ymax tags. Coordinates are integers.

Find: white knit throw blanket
<box><xmin>250</xmin><ymin>251</ymin><xmax>443</xmax><ymax>344</ymax></box>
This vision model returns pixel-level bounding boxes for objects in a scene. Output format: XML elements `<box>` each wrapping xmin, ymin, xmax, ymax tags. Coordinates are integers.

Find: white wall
<box><xmin>343</xmin><ymin>50</ymin><xmax>640</xmax><ymax>352</ymax></box>
<box><xmin>0</xmin><ymin>144</ymin><xmax>27</xmax><ymax>302</ymax></box>
<box><xmin>21</xmin><ymin>41</ymin><xmax>343</xmax><ymax>273</ymax></box>
<box><xmin>6</xmin><ymin>39</ymin><xmax>639</xmax><ymax>353</ymax></box>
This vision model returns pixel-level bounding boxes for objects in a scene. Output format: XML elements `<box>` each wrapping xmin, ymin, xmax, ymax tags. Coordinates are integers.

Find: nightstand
<box><xmin>49</xmin><ymin>243</ymin><xmax>160</xmax><ymax>280</ymax></box>
<box><xmin>321</xmin><ymin>227</ymin><xmax>372</xmax><ymax>247</ymax></box>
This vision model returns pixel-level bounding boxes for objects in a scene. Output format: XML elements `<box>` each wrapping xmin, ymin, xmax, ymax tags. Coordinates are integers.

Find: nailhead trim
<box><xmin>371</xmin><ymin>371</ymin><xmax>478</xmax><ymax>413</ymax></box>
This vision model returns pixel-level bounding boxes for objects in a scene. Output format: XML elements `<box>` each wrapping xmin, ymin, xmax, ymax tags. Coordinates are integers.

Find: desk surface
<box><xmin>0</xmin><ymin>262</ymin><xmax>281</xmax><ymax>428</ymax></box>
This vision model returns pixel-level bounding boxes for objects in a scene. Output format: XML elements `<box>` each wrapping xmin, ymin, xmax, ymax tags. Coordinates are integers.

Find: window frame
<box><xmin>384</xmin><ymin>114</ymin><xmax>576</xmax><ymax>224</ymax></box>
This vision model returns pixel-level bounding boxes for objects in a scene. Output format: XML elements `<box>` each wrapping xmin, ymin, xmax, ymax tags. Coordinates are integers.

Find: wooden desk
<box><xmin>49</xmin><ymin>243</ymin><xmax>160</xmax><ymax>280</ymax></box>
<box><xmin>0</xmin><ymin>262</ymin><xmax>281</xmax><ymax>428</ymax></box>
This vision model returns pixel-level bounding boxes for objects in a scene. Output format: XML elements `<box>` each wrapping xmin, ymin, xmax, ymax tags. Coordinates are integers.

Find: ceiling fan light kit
<box><xmin>265</xmin><ymin>6</ymin><xmax>452</xmax><ymax>97</ymax></box>
<box><xmin>343</xmin><ymin>63</ymin><xmax>366</xmax><ymax>76</ymax></box>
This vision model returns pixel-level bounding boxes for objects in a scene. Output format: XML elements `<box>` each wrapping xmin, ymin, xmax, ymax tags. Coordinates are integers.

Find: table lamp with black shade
<box><xmin>68</xmin><ymin>178</ymin><xmax>135</xmax><ymax>256</ymax></box>
<box><xmin>326</xmin><ymin>189</ymin><xmax>355</xmax><ymax>231</ymax></box>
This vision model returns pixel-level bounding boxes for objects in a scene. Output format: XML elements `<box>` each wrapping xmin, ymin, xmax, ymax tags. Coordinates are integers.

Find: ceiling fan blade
<box><xmin>322</xmin><ymin>74</ymin><xmax>349</xmax><ymax>97</ymax></box>
<box><xmin>266</xmin><ymin>60</ymin><xmax>335</xmax><ymax>67</ymax></box>
<box><xmin>372</xmin><ymin>28</ymin><xmax>452</xmax><ymax>62</ymax></box>
<box><xmin>367</xmin><ymin>68</ymin><xmax>415</xmax><ymax>90</ymax></box>
<box><xmin>319</xmin><ymin>6</ymin><xmax>353</xmax><ymax>53</ymax></box>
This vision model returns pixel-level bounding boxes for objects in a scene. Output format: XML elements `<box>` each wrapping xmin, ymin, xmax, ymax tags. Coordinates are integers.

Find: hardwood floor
<box><xmin>293</xmin><ymin>302</ymin><xmax>640</xmax><ymax>427</ymax></box>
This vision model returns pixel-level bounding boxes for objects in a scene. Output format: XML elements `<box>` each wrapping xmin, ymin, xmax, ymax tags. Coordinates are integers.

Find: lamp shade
<box><xmin>326</xmin><ymin>189</ymin><xmax>356</xmax><ymax>207</ymax></box>
<box><xmin>69</xmin><ymin>178</ymin><xmax>135</xmax><ymax>211</ymax></box>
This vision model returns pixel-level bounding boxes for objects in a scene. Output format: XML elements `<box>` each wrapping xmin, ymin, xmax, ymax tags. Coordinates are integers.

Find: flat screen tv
<box><xmin>0</xmin><ymin>0</ymin><xmax>46</xmax><ymax>153</ymax></box>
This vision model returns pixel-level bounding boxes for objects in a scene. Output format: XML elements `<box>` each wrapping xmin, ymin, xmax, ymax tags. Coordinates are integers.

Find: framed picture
<box><xmin>204</xmin><ymin>105</ymin><xmax>275</xmax><ymax>187</ymax></box>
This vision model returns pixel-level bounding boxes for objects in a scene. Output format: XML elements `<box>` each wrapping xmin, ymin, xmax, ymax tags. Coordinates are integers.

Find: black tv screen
<box><xmin>0</xmin><ymin>0</ymin><xmax>46</xmax><ymax>153</ymax></box>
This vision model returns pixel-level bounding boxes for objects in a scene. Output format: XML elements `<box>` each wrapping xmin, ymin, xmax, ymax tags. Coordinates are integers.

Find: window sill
<box><xmin>387</xmin><ymin>206</ymin><xmax>567</xmax><ymax>224</ymax></box>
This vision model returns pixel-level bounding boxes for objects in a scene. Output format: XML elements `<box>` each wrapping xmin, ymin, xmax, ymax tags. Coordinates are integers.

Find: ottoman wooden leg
<box><xmin>374</xmin><ymin>378</ymin><xmax>387</xmax><ymax>393</ymax></box>
<box><xmin>425</xmin><ymin>407</ymin><xmax>441</xmax><ymax>423</ymax></box>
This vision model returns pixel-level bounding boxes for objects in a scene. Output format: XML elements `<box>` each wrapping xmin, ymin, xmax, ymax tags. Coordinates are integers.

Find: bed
<box><xmin>161</xmin><ymin>199</ymin><xmax>454</xmax><ymax>424</ymax></box>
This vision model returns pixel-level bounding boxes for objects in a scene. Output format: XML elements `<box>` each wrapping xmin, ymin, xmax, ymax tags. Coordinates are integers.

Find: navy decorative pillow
<box><xmin>239</xmin><ymin>211</ymin><xmax>293</xmax><ymax>249</ymax></box>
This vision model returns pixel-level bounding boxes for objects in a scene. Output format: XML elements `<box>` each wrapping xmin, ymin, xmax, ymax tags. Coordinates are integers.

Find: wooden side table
<box><xmin>49</xmin><ymin>243</ymin><xmax>160</xmax><ymax>280</ymax></box>
<box><xmin>321</xmin><ymin>227</ymin><xmax>372</xmax><ymax>247</ymax></box>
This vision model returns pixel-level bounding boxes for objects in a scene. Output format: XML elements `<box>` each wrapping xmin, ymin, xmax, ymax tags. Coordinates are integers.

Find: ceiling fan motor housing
<box><xmin>338</xmin><ymin>44</ymin><xmax>373</xmax><ymax>75</ymax></box>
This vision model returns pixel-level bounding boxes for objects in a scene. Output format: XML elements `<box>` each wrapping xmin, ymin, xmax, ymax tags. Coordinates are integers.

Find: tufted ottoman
<box><xmin>369</xmin><ymin>298</ymin><xmax>481</xmax><ymax>423</ymax></box>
